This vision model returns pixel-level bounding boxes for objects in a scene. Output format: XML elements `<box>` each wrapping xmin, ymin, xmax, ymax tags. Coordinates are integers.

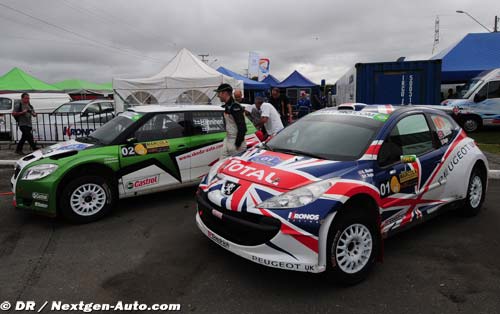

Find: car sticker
<box><xmin>373</xmin><ymin>113</ymin><xmax>390</xmax><ymax>122</ymax></box>
<box><xmin>121</xmin><ymin>111</ymin><xmax>143</xmax><ymax>121</ymax></box>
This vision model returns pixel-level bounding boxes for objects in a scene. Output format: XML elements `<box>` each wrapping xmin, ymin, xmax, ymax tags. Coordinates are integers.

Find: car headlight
<box><xmin>22</xmin><ymin>164</ymin><xmax>58</xmax><ymax>180</ymax></box>
<box><xmin>257</xmin><ymin>179</ymin><xmax>335</xmax><ymax>209</ymax></box>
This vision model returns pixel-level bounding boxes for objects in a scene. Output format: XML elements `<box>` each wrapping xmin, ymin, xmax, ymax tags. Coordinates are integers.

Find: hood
<box><xmin>219</xmin><ymin>149</ymin><xmax>356</xmax><ymax>190</ymax></box>
<box><xmin>441</xmin><ymin>99</ymin><xmax>471</xmax><ymax>107</ymax></box>
<box><xmin>16</xmin><ymin>140</ymin><xmax>94</xmax><ymax>169</ymax></box>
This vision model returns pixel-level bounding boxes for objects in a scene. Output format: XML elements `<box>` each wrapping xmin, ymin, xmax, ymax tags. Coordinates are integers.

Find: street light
<box><xmin>456</xmin><ymin>10</ymin><xmax>493</xmax><ymax>32</ymax></box>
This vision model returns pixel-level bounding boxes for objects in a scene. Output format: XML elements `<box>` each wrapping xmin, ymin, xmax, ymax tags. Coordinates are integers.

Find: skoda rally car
<box><xmin>11</xmin><ymin>105</ymin><xmax>259</xmax><ymax>223</ymax></box>
<box><xmin>196</xmin><ymin>105</ymin><xmax>488</xmax><ymax>284</ymax></box>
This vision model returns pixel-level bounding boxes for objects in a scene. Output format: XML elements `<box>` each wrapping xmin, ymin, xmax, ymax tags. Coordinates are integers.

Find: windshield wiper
<box><xmin>272</xmin><ymin>148</ymin><xmax>324</xmax><ymax>159</ymax></box>
<box><xmin>261</xmin><ymin>142</ymin><xmax>273</xmax><ymax>151</ymax></box>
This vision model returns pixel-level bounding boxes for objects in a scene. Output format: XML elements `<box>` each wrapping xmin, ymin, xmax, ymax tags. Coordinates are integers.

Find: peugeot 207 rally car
<box><xmin>196</xmin><ymin>105</ymin><xmax>488</xmax><ymax>284</ymax></box>
<box><xmin>11</xmin><ymin>105</ymin><xmax>259</xmax><ymax>223</ymax></box>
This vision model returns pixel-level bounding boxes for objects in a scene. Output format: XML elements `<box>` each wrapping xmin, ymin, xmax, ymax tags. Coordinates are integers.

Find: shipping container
<box><xmin>334</xmin><ymin>60</ymin><xmax>442</xmax><ymax>105</ymax></box>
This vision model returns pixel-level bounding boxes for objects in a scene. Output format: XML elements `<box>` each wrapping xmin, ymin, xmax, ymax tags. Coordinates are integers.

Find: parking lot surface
<box><xmin>0</xmin><ymin>168</ymin><xmax>499</xmax><ymax>314</ymax></box>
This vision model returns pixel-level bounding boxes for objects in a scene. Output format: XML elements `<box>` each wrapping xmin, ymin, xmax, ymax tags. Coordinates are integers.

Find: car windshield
<box><xmin>0</xmin><ymin>98</ymin><xmax>12</xmax><ymax>110</ymax></box>
<box><xmin>460</xmin><ymin>79</ymin><xmax>483</xmax><ymax>99</ymax></box>
<box><xmin>79</xmin><ymin>111</ymin><xmax>142</xmax><ymax>145</ymax></box>
<box><xmin>53</xmin><ymin>102</ymin><xmax>87</xmax><ymax>114</ymax></box>
<box><xmin>266</xmin><ymin>112</ymin><xmax>383</xmax><ymax>161</ymax></box>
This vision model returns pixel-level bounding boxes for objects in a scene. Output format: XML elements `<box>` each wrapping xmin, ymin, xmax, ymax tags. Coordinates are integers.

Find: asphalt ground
<box><xmin>0</xmin><ymin>168</ymin><xmax>499</xmax><ymax>314</ymax></box>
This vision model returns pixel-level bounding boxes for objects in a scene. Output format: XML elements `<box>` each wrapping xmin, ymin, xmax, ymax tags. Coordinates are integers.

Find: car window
<box><xmin>85</xmin><ymin>103</ymin><xmax>100</xmax><ymax>114</ymax></box>
<box><xmin>0</xmin><ymin>98</ymin><xmax>12</xmax><ymax>110</ymax></box>
<box><xmin>134</xmin><ymin>112</ymin><xmax>186</xmax><ymax>142</ymax></box>
<box><xmin>431</xmin><ymin>114</ymin><xmax>458</xmax><ymax>146</ymax></box>
<box><xmin>487</xmin><ymin>81</ymin><xmax>500</xmax><ymax>99</ymax></box>
<box><xmin>378</xmin><ymin>114</ymin><xmax>433</xmax><ymax>167</ymax></box>
<box><xmin>191</xmin><ymin>111</ymin><xmax>225</xmax><ymax>134</ymax></box>
<box><xmin>100</xmin><ymin>102</ymin><xmax>114</xmax><ymax>112</ymax></box>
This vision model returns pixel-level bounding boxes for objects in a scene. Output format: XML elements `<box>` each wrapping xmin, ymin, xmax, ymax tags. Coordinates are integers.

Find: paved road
<box><xmin>0</xmin><ymin>168</ymin><xmax>499</xmax><ymax>314</ymax></box>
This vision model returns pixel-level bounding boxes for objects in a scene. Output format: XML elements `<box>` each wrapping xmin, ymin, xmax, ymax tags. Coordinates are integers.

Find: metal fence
<box><xmin>0</xmin><ymin>112</ymin><xmax>115</xmax><ymax>144</ymax></box>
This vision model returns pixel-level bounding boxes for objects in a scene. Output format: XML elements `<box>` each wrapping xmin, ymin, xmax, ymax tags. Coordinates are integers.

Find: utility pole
<box><xmin>432</xmin><ymin>15</ymin><xmax>440</xmax><ymax>55</ymax></box>
<box><xmin>495</xmin><ymin>15</ymin><xmax>499</xmax><ymax>32</ymax></box>
<box><xmin>198</xmin><ymin>54</ymin><xmax>209</xmax><ymax>64</ymax></box>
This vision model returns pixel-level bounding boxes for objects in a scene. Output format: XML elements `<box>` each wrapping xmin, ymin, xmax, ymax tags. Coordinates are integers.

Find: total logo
<box><xmin>127</xmin><ymin>175</ymin><xmax>159</xmax><ymax>190</ymax></box>
<box><xmin>224</xmin><ymin>160</ymin><xmax>280</xmax><ymax>185</ymax></box>
<box><xmin>288</xmin><ymin>211</ymin><xmax>320</xmax><ymax>222</ymax></box>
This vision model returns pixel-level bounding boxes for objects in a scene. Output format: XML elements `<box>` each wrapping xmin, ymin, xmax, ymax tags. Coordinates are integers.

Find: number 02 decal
<box><xmin>121</xmin><ymin>146</ymin><xmax>135</xmax><ymax>157</ymax></box>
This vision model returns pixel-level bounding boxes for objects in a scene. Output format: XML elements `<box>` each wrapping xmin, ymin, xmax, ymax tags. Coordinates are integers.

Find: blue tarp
<box><xmin>431</xmin><ymin>32</ymin><xmax>500</xmax><ymax>83</ymax></box>
<box><xmin>276</xmin><ymin>70</ymin><xmax>318</xmax><ymax>88</ymax></box>
<box><xmin>261</xmin><ymin>75</ymin><xmax>280</xmax><ymax>87</ymax></box>
<box><xmin>216</xmin><ymin>67</ymin><xmax>270</xmax><ymax>90</ymax></box>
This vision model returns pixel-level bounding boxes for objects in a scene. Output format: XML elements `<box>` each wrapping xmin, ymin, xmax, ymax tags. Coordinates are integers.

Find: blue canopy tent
<box><xmin>216</xmin><ymin>67</ymin><xmax>270</xmax><ymax>90</ymax></box>
<box><xmin>276</xmin><ymin>70</ymin><xmax>320</xmax><ymax>108</ymax></box>
<box><xmin>261</xmin><ymin>74</ymin><xmax>281</xmax><ymax>87</ymax></box>
<box><xmin>431</xmin><ymin>32</ymin><xmax>500</xmax><ymax>84</ymax></box>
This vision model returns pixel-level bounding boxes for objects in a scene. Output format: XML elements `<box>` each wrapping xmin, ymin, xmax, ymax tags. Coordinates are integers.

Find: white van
<box><xmin>442</xmin><ymin>68</ymin><xmax>500</xmax><ymax>132</ymax></box>
<box><xmin>0</xmin><ymin>93</ymin><xmax>72</xmax><ymax>138</ymax></box>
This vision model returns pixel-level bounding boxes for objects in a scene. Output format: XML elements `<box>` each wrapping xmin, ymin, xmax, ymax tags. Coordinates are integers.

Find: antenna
<box><xmin>432</xmin><ymin>15</ymin><xmax>440</xmax><ymax>55</ymax></box>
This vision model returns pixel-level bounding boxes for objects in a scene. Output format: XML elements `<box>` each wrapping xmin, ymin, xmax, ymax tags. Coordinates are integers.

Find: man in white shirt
<box><xmin>255</xmin><ymin>96</ymin><xmax>284</xmax><ymax>137</ymax></box>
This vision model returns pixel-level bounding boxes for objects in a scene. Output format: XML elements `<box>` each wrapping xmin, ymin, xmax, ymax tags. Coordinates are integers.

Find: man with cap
<box><xmin>215</xmin><ymin>83</ymin><xmax>247</xmax><ymax>158</ymax></box>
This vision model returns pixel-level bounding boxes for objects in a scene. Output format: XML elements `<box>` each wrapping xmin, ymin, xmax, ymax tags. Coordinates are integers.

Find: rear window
<box><xmin>0</xmin><ymin>98</ymin><xmax>12</xmax><ymax>110</ymax></box>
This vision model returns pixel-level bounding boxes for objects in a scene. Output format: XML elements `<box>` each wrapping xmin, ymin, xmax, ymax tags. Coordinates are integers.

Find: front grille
<box><xmin>197</xmin><ymin>192</ymin><xmax>281</xmax><ymax>246</ymax></box>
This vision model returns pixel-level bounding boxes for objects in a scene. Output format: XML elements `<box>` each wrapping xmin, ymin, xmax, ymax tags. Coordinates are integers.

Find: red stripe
<box><xmin>280</xmin><ymin>223</ymin><xmax>319</xmax><ymax>253</ymax></box>
<box><xmin>365</xmin><ymin>144</ymin><xmax>382</xmax><ymax>155</ymax></box>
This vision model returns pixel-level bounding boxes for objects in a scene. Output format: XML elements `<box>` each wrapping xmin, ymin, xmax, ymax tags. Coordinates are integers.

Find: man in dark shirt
<box><xmin>269</xmin><ymin>88</ymin><xmax>292</xmax><ymax>126</ymax></box>
<box><xmin>12</xmin><ymin>93</ymin><xmax>37</xmax><ymax>155</ymax></box>
<box><xmin>215</xmin><ymin>83</ymin><xmax>247</xmax><ymax>157</ymax></box>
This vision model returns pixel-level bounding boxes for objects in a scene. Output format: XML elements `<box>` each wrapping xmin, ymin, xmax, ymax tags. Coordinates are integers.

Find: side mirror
<box><xmin>126</xmin><ymin>137</ymin><xmax>137</xmax><ymax>144</ymax></box>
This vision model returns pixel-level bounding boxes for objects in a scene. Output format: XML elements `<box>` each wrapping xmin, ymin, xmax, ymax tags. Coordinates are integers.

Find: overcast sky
<box><xmin>0</xmin><ymin>0</ymin><xmax>498</xmax><ymax>85</ymax></box>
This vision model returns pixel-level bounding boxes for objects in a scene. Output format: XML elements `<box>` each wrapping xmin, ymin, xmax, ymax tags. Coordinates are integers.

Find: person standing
<box><xmin>269</xmin><ymin>88</ymin><xmax>292</xmax><ymax>126</ymax></box>
<box><xmin>233</xmin><ymin>89</ymin><xmax>248</xmax><ymax>104</ymax></box>
<box><xmin>254</xmin><ymin>97</ymin><xmax>284</xmax><ymax>138</ymax></box>
<box><xmin>12</xmin><ymin>93</ymin><xmax>37</xmax><ymax>155</ymax></box>
<box><xmin>215</xmin><ymin>84</ymin><xmax>247</xmax><ymax>158</ymax></box>
<box><xmin>296</xmin><ymin>91</ymin><xmax>312</xmax><ymax>119</ymax></box>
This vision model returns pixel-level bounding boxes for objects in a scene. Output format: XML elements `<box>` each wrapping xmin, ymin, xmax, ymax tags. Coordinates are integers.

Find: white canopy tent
<box><xmin>113</xmin><ymin>48</ymin><xmax>243</xmax><ymax>112</ymax></box>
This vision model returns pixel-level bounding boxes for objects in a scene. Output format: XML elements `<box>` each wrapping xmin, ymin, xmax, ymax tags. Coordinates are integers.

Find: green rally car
<box><xmin>11</xmin><ymin>105</ymin><xmax>259</xmax><ymax>223</ymax></box>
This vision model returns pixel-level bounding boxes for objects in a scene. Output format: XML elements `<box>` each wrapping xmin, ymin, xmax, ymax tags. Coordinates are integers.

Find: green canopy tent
<box><xmin>53</xmin><ymin>79</ymin><xmax>113</xmax><ymax>100</ymax></box>
<box><xmin>0</xmin><ymin>67</ymin><xmax>60</xmax><ymax>91</ymax></box>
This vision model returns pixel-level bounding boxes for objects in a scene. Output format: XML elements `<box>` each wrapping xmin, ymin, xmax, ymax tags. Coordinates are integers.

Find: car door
<box><xmin>118</xmin><ymin>112</ymin><xmax>190</xmax><ymax>196</ymax></box>
<box><xmin>187</xmin><ymin>110</ymin><xmax>226</xmax><ymax>180</ymax></box>
<box><xmin>472</xmin><ymin>81</ymin><xmax>500</xmax><ymax>123</ymax></box>
<box><xmin>375</xmin><ymin>113</ymin><xmax>442</xmax><ymax>234</ymax></box>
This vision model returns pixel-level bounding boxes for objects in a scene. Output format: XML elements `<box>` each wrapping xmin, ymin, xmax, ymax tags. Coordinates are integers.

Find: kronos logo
<box><xmin>63</xmin><ymin>127</ymin><xmax>95</xmax><ymax>137</ymax></box>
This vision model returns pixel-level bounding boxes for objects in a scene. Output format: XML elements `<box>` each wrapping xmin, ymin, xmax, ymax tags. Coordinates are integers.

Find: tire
<box><xmin>326</xmin><ymin>203</ymin><xmax>380</xmax><ymax>285</ymax></box>
<box><xmin>461</xmin><ymin>117</ymin><xmax>480</xmax><ymax>133</ymax></box>
<box><xmin>459</xmin><ymin>167</ymin><xmax>486</xmax><ymax>217</ymax></box>
<box><xmin>59</xmin><ymin>175</ymin><xmax>115</xmax><ymax>223</ymax></box>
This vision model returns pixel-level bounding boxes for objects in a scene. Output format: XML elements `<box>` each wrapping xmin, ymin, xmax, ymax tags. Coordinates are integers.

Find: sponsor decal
<box><xmin>222</xmin><ymin>181</ymin><xmax>240</xmax><ymax>196</ymax></box>
<box><xmin>145</xmin><ymin>140</ymin><xmax>170</xmax><ymax>153</ymax></box>
<box><xmin>251</xmin><ymin>256</ymin><xmax>313</xmax><ymax>271</ymax></box>
<box><xmin>207</xmin><ymin>230</ymin><xmax>229</xmax><ymax>248</ymax></box>
<box><xmin>126</xmin><ymin>175</ymin><xmax>159</xmax><ymax>190</ymax></box>
<box><xmin>178</xmin><ymin>143</ymin><xmax>224</xmax><ymax>161</ymax></box>
<box><xmin>104</xmin><ymin>157</ymin><xmax>118</xmax><ymax>164</ymax></box>
<box><xmin>56</xmin><ymin>143</ymin><xmax>89</xmax><ymax>151</ymax></box>
<box><xmin>249</xmin><ymin>155</ymin><xmax>283</xmax><ymax>167</ymax></box>
<box><xmin>121</xmin><ymin>112</ymin><xmax>143</xmax><ymax>121</ymax></box>
<box><xmin>134</xmin><ymin>143</ymin><xmax>148</xmax><ymax>156</ymax></box>
<box><xmin>401</xmin><ymin>155</ymin><xmax>417</xmax><ymax>163</ymax></box>
<box><xmin>32</xmin><ymin>192</ymin><xmax>49</xmax><ymax>202</ymax></box>
<box><xmin>390</xmin><ymin>176</ymin><xmax>401</xmax><ymax>193</ymax></box>
<box><xmin>399</xmin><ymin>169</ymin><xmax>418</xmax><ymax>184</ymax></box>
<box><xmin>62</xmin><ymin>127</ymin><xmax>95</xmax><ymax>137</ymax></box>
<box><xmin>288</xmin><ymin>211</ymin><xmax>320</xmax><ymax>222</ymax></box>
<box><xmin>358</xmin><ymin>168</ymin><xmax>374</xmax><ymax>179</ymax></box>
<box><xmin>373</xmin><ymin>113</ymin><xmax>390</xmax><ymax>122</ymax></box>
<box><xmin>224</xmin><ymin>160</ymin><xmax>280</xmax><ymax>185</ymax></box>
<box><xmin>34</xmin><ymin>201</ymin><xmax>48</xmax><ymax>209</ymax></box>
<box><xmin>437</xmin><ymin>142</ymin><xmax>475</xmax><ymax>185</ymax></box>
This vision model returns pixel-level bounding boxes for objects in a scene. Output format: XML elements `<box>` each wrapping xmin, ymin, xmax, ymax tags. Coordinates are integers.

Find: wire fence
<box><xmin>0</xmin><ymin>112</ymin><xmax>115</xmax><ymax>145</ymax></box>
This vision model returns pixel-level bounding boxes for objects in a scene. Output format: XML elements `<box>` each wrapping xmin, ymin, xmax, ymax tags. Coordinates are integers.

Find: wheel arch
<box><xmin>55</xmin><ymin>162</ymin><xmax>118</xmax><ymax>215</ymax></box>
<box><xmin>318</xmin><ymin>193</ymin><xmax>382</xmax><ymax>270</ymax></box>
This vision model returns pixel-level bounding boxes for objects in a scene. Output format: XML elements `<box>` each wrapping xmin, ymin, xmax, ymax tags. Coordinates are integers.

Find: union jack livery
<box><xmin>196</xmin><ymin>105</ymin><xmax>488</xmax><ymax>284</ymax></box>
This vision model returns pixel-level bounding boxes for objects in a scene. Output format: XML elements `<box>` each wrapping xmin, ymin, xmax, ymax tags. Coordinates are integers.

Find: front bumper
<box><xmin>195</xmin><ymin>192</ymin><xmax>325</xmax><ymax>273</ymax></box>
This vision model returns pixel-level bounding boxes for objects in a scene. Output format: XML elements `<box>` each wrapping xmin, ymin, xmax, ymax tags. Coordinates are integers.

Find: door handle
<box><xmin>389</xmin><ymin>169</ymin><xmax>396</xmax><ymax>175</ymax></box>
<box><xmin>178</xmin><ymin>144</ymin><xmax>187</xmax><ymax>149</ymax></box>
